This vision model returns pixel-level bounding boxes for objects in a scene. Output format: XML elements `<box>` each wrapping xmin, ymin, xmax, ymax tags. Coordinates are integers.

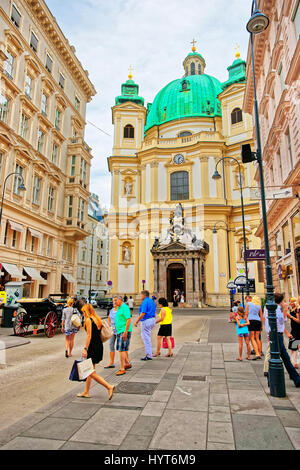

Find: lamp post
<box><xmin>213</xmin><ymin>221</ymin><xmax>233</xmax><ymax>309</ymax></box>
<box><xmin>212</xmin><ymin>157</ymin><xmax>249</xmax><ymax>296</ymax></box>
<box><xmin>245</xmin><ymin>0</ymin><xmax>285</xmax><ymax>397</ymax></box>
<box><xmin>0</xmin><ymin>173</ymin><xmax>26</xmax><ymax>227</ymax></box>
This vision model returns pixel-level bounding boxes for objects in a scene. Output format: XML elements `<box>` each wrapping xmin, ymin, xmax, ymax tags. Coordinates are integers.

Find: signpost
<box><xmin>250</xmin><ymin>187</ymin><xmax>293</xmax><ymax>200</ymax></box>
<box><xmin>246</xmin><ymin>249</ymin><xmax>266</xmax><ymax>260</ymax></box>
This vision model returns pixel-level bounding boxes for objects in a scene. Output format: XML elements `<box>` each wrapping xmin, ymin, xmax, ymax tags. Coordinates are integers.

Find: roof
<box><xmin>222</xmin><ymin>58</ymin><xmax>246</xmax><ymax>90</ymax></box>
<box><xmin>115</xmin><ymin>79</ymin><xmax>144</xmax><ymax>107</ymax></box>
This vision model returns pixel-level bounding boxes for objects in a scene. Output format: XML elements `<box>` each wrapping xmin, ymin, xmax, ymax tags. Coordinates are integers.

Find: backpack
<box><xmin>100</xmin><ymin>319</ymin><xmax>114</xmax><ymax>343</ymax></box>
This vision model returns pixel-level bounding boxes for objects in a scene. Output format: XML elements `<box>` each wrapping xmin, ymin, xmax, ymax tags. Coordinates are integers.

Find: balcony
<box><xmin>68</xmin><ymin>137</ymin><xmax>91</xmax><ymax>154</ymax></box>
<box><xmin>64</xmin><ymin>219</ymin><xmax>88</xmax><ymax>241</ymax></box>
<box><xmin>142</xmin><ymin>130</ymin><xmax>223</xmax><ymax>150</ymax></box>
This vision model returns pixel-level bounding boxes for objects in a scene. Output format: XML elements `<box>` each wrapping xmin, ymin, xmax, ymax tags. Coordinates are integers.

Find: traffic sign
<box><xmin>227</xmin><ymin>281</ymin><xmax>236</xmax><ymax>289</ymax></box>
<box><xmin>234</xmin><ymin>275</ymin><xmax>247</xmax><ymax>287</ymax></box>
<box><xmin>250</xmin><ymin>187</ymin><xmax>293</xmax><ymax>200</ymax></box>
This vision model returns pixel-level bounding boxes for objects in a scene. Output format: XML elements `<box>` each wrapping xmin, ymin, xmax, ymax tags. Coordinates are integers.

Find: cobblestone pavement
<box><xmin>0</xmin><ymin>315</ymin><xmax>299</xmax><ymax>450</ymax></box>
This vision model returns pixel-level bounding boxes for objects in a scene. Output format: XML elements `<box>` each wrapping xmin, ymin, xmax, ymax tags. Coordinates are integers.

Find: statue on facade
<box><xmin>124</xmin><ymin>180</ymin><xmax>133</xmax><ymax>196</ymax></box>
<box><xmin>174</xmin><ymin>203</ymin><xmax>183</xmax><ymax>218</ymax></box>
<box><xmin>123</xmin><ymin>245</ymin><xmax>131</xmax><ymax>262</ymax></box>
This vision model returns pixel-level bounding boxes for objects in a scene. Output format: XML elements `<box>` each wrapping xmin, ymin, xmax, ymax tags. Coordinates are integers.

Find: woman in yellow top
<box><xmin>153</xmin><ymin>297</ymin><xmax>173</xmax><ymax>357</ymax></box>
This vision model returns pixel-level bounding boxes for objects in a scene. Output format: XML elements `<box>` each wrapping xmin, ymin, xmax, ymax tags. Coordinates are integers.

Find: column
<box><xmin>186</xmin><ymin>257</ymin><xmax>193</xmax><ymax>305</ymax></box>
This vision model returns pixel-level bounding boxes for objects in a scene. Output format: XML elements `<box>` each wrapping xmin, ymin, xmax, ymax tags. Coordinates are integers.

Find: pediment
<box><xmin>219</xmin><ymin>83</ymin><xmax>245</xmax><ymax>98</ymax></box>
<box><xmin>155</xmin><ymin>241</ymin><xmax>187</xmax><ymax>252</ymax></box>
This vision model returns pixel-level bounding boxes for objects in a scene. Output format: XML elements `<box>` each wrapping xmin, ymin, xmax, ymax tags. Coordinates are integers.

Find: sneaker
<box><xmin>295</xmin><ymin>381</ymin><xmax>300</xmax><ymax>388</ymax></box>
<box><xmin>140</xmin><ymin>356</ymin><xmax>152</xmax><ymax>361</ymax></box>
<box><xmin>250</xmin><ymin>350</ymin><xmax>255</xmax><ymax>355</ymax></box>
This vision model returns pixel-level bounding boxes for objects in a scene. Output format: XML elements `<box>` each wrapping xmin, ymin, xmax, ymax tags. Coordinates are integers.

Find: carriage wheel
<box><xmin>13</xmin><ymin>312</ymin><xmax>29</xmax><ymax>337</ymax></box>
<box><xmin>44</xmin><ymin>311</ymin><xmax>58</xmax><ymax>338</ymax></box>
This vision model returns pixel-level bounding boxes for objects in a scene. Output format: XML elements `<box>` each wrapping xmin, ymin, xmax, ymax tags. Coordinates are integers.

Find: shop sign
<box><xmin>246</xmin><ymin>249</ymin><xmax>266</xmax><ymax>260</ymax></box>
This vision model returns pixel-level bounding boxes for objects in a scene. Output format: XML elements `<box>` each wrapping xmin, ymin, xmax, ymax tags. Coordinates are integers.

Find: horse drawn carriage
<box><xmin>13</xmin><ymin>294</ymin><xmax>68</xmax><ymax>337</ymax></box>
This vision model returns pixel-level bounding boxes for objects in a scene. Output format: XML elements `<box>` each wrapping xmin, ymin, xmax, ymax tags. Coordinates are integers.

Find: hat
<box><xmin>290</xmin><ymin>297</ymin><xmax>297</xmax><ymax>302</ymax></box>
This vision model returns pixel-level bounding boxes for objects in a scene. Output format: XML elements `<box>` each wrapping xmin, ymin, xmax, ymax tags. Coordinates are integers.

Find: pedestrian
<box><xmin>123</xmin><ymin>294</ymin><xmax>128</xmax><ymax>304</ymax></box>
<box><xmin>245</xmin><ymin>295</ymin><xmax>263</xmax><ymax>360</ymax></box>
<box><xmin>114</xmin><ymin>295</ymin><xmax>132</xmax><ymax>375</ymax></box>
<box><xmin>180</xmin><ymin>294</ymin><xmax>185</xmax><ymax>305</ymax></box>
<box><xmin>77</xmin><ymin>303</ymin><xmax>115</xmax><ymax>399</ymax></box>
<box><xmin>173</xmin><ymin>290</ymin><xmax>178</xmax><ymax>308</ymax></box>
<box><xmin>128</xmin><ymin>296</ymin><xmax>134</xmax><ymax>316</ymax></box>
<box><xmin>229</xmin><ymin>301</ymin><xmax>239</xmax><ymax>322</ymax></box>
<box><xmin>104</xmin><ymin>297</ymin><xmax>118</xmax><ymax>369</ymax></box>
<box><xmin>235</xmin><ymin>306</ymin><xmax>251</xmax><ymax>361</ymax></box>
<box><xmin>135</xmin><ymin>290</ymin><xmax>156</xmax><ymax>361</ymax></box>
<box><xmin>287</xmin><ymin>297</ymin><xmax>300</xmax><ymax>368</ymax></box>
<box><xmin>153</xmin><ymin>298</ymin><xmax>173</xmax><ymax>357</ymax></box>
<box><xmin>264</xmin><ymin>293</ymin><xmax>300</xmax><ymax>387</ymax></box>
<box><xmin>61</xmin><ymin>298</ymin><xmax>81</xmax><ymax>358</ymax></box>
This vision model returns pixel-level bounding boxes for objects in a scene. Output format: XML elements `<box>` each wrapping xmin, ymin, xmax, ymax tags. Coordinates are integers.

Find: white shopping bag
<box><xmin>77</xmin><ymin>358</ymin><xmax>94</xmax><ymax>380</ymax></box>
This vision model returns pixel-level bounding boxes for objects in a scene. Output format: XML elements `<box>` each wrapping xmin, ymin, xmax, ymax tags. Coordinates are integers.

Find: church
<box><xmin>106</xmin><ymin>43</ymin><xmax>264</xmax><ymax>307</ymax></box>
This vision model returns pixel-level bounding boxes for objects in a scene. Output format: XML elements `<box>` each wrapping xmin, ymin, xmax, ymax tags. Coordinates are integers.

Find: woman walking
<box><xmin>104</xmin><ymin>297</ymin><xmax>118</xmax><ymax>369</ymax></box>
<box><xmin>61</xmin><ymin>298</ymin><xmax>80</xmax><ymax>358</ymax></box>
<box><xmin>245</xmin><ymin>296</ymin><xmax>263</xmax><ymax>360</ymax></box>
<box><xmin>153</xmin><ymin>298</ymin><xmax>173</xmax><ymax>357</ymax></box>
<box><xmin>287</xmin><ymin>297</ymin><xmax>300</xmax><ymax>368</ymax></box>
<box><xmin>77</xmin><ymin>303</ymin><xmax>114</xmax><ymax>400</ymax></box>
<box><xmin>235</xmin><ymin>306</ymin><xmax>251</xmax><ymax>361</ymax></box>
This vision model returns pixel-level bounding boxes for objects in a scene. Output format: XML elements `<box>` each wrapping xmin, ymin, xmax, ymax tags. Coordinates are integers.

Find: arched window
<box><xmin>171</xmin><ymin>171</ymin><xmax>189</xmax><ymax>201</ymax></box>
<box><xmin>231</xmin><ymin>108</ymin><xmax>243</xmax><ymax>124</ymax></box>
<box><xmin>124</xmin><ymin>124</ymin><xmax>134</xmax><ymax>139</ymax></box>
<box><xmin>191</xmin><ymin>62</ymin><xmax>195</xmax><ymax>75</ymax></box>
<box><xmin>198</xmin><ymin>63</ymin><xmax>202</xmax><ymax>74</ymax></box>
<box><xmin>178</xmin><ymin>131</ymin><xmax>192</xmax><ymax>137</ymax></box>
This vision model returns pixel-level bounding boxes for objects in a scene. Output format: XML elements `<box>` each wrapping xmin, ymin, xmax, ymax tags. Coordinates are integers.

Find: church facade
<box><xmin>107</xmin><ymin>45</ymin><xmax>264</xmax><ymax>306</ymax></box>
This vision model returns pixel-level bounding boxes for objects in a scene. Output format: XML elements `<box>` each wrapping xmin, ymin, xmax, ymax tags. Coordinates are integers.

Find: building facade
<box><xmin>0</xmin><ymin>0</ymin><xmax>96</xmax><ymax>297</ymax></box>
<box><xmin>107</xmin><ymin>46</ymin><xmax>265</xmax><ymax>306</ymax></box>
<box><xmin>77</xmin><ymin>194</ymin><xmax>109</xmax><ymax>298</ymax></box>
<box><xmin>244</xmin><ymin>0</ymin><xmax>300</xmax><ymax>297</ymax></box>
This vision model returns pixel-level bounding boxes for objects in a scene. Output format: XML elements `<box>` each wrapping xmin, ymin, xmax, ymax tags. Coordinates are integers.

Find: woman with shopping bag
<box><xmin>61</xmin><ymin>298</ymin><xmax>81</xmax><ymax>358</ymax></box>
<box><xmin>153</xmin><ymin>298</ymin><xmax>174</xmax><ymax>357</ymax></box>
<box><xmin>77</xmin><ymin>303</ymin><xmax>115</xmax><ymax>400</ymax></box>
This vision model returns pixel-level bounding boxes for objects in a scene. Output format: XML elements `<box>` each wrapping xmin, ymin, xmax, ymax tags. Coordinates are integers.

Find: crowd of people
<box><xmin>61</xmin><ymin>290</ymin><xmax>174</xmax><ymax>399</ymax></box>
<box><xmin>231</xmin><ymin>293</ymin><xmax>300</xmax><ymax>388</ymax></box>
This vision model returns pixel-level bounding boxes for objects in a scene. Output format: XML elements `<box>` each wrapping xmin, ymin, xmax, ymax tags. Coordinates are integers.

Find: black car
<box><xmin>96</xmin><ymin>297</ymin><xmax>113</xmax><ymax>315</ymax></box>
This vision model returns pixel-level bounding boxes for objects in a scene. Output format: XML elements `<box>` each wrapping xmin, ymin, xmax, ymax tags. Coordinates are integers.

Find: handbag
<box><xmin>77</xmin><ymin>358</ymin><xmax>94</xmax><ymax>380</ymax></box>
<box><xmin>69</xmin><ymin>359</ymin><xmax>87</xmax><ymax>382</ymax></box>
<box><xmin>288</xmin><ymin>338</ymin><xmax>300</xmax><ymax>350</ymax></box>
<box><xmin>71</xmin><ymin>313</ymin><xmax>81</xmax><ymax>328</ymax></box>
<box><xmin>163</xmin><ymin>337</ymin><xmax>175</xmax><ymax>349</ymax></box>
<box><xmin>100</xmin><ymin>319</ymin><xmax>114</xmax><ymax>343</ymax></box>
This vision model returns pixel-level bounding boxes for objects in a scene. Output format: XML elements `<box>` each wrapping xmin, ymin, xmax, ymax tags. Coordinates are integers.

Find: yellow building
<box><xmin>0</xmin><ymin>0</ymin><xmax>95</xmax><ymax>297</ymax></box>
<box><xmin>107</xmin><ymin>46</ymin><xmax>264</xmax><ymax>306</ymax></box>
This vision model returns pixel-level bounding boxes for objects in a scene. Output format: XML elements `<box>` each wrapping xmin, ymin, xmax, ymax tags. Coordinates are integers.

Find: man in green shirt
<box><xmin>114</xmin><ymin>295</ymin><xmax>132</xmax><ymax>375</ymax></box>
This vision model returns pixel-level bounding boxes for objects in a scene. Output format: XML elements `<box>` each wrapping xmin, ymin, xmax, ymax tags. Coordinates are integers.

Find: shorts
<box><xmin>158</xmin><ymin>324</ymin><xmax>172</xmax><ymax>337</ymax></box>
<box><xmin>116</xmin><ymin>331</ymin><xmax>132</xmax><ymax>352</ymax></box>
<box><xmin>65</xmin><ymin>328</ymin><xmax>79</xmax><ymax>336</ymax></box>
<box><xmin>248</xmin><ymin>320</ymin><xmax>261</xmax><ymax>332</ymax></box>
<box><xmin>238</xmin><ymin>333</ymin><xmax>249</xmax><ymax>338</ymax></box>
<box><xmin>109</xmin><ymin>334</ymin><xmax>117</xmax><ymax>352</ymax></box>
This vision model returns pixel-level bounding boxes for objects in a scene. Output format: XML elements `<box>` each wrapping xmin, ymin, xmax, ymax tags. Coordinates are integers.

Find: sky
<box><xmin>46</xmin><ymin>0</ymin><xmax>252</xmax><ymax>208</ymax></box>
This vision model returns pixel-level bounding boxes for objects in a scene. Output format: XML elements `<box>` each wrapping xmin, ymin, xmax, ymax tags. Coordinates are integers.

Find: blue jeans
<box><xmin>268</xmin><ymin>333</ymin><xmax>300</xmax><ymax>385</ymax></box>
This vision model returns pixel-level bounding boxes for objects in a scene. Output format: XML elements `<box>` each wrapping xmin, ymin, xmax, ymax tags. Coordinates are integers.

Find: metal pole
<box><xmin>250</xmin><ymin>32</ymin><xmax>285</xmax><ymax>397</ymax></box>
<box><xmin>89</xmin><ymin>226</ymin><xmax>95</xmax><ymax>304</ymax></box>
<box><xmin>0</xmin><ymin>173</ymin><xmax>24</xmax><ymax>227</ymax></box>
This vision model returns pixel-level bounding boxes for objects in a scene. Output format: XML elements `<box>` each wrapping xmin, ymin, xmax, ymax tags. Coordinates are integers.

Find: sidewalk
<box><xmin>0</xmin><ymin>337</ymin><xmax>299</xmax><ymax>450</ymax></box>
<box><xmin>0</xmin><ymin>327</ymin><xmax>30</xmax><ymax>350</ymax></box>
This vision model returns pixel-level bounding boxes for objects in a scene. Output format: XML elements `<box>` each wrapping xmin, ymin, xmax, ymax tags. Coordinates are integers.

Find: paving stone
<box><xmin>149</xmin><ymin>410</ymin><xmax>208</xmax><ymax>450</ymax></box>
<box><xmin>275</xmin><ymin>409</ymin><xmax>300</xmax><ymax>428</ymax></box>
<box><xmin>128</xmin><ymin>416</ymin><xmax>160</xmax><ymax>436</ymax></box>
<box><xmin>285</xmin><ymin>427</ymin><xmax>300</xmax><ymax>450</ymax></box>
<box><xmin>0</xmin><ymin>412</ymin><xmax>49</xmax><ymax>445</ymax></box>
<box><xmin>208</xmin><ymin>376</ymin><xmax>227</xmax><ymax>384</ymax></box>
<box><xmin>207</xmin><ymin>442</ymin><xmax>235</xmax><ymax>450</ymax></box>
<box><xmin>141</xmin><ymin>401</ymin><xmax>167</xmax><ymax>417</ymax></box>
<box><xmin>70</xmin><ymin>408</ymin><xmax>140</xmax><ymax>446</ymax></box>
<box><xmin>229</xmin><ymin>389</ymin><xmax>276</xmax><ymax>416</ymax></box>
<box><xmin>209</xmin><ymin>406</ymin><xmax>231</xmax><ymax>423</ymax></box>
<box><xmin>22</xmin><ymin>417</ymin><xmax>85</xmax><ymax>441</ymax></box>
<box><xmin>227</xmin><ymin>379</ymin><xmax>263</xmax><ymax>390</ymax></box>
<box><xmin>0</xmin><ymin>437</ymin><xmax>65</xmax><ymax>450</ymax></box>
<box><xmin>101</xmin><ymin>393</ymin><xmax>150</xmax><ymax>408</ymax></box>
<box><xmin>61</xmin><ymin>441</ymin><xmax>119</xmax><ymax>450</ymax></box>
<box><xmin>51</xmin><ymin>402</ymin><xmax>101</xmax><ymax>420</ymax></box>
<box><xmin>151</xmin><ymin>390</ymin><xmax>172</xmax><ymax>402</ymax></box>
<box><xmin>128</xmin><ymin>375</ymin><xmax>161</xmax><ymax>383</ymax></box>
<box><xmin>167</xmin><ymin>383</ymin><xmax>209</xmax><ymax>412</ymax></box>
<box><xmin>211</xmin><ymin>369</ymin><xmax>226</xmax><ymax>376</ymax></box>
<box><xmin>232</xmin><ymin>414</ymin><xmax>294</xmax><ymax>450</ymax></box>
<box><xmin>119</xmin><ymin>434</ymin><xmax>152</xmax><ymax>450</ymax></box>
<box><xmin>208</xmin><ymin>421</ymin><xmax>234</xmax><ymax>444</ymax></box>
<box><xmin>156</xmin><ymin>379</ymin><xmax>177</xmax><ymax>391</ymax></box>
<box><xmin>209</xmin><ymin>393</ymin><xmax>229</xmax><ymax>406</ymax></box>
<box><xmin>210</xmin><ymin>382</ymin><xmax>229</xmax><ymax>394</ymax></box>
<box><xmin>288</xmin><ymin>392</ymin><xmax>300</xmax><ymax>414</ymax></box>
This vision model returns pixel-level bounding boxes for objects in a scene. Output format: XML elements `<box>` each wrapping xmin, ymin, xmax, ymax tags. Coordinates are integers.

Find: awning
<box><xmin>29</xmin><ymin>228</ymin><xmax>42</xmax><ymax>239</ymax></box>
<box><xmin>62</xmin><ymin>272</ymin><xmax>76</xmax><ymax>283</ymax></box>
<box><xmin>1</xmin><ymin>263</ymin><xmax>23</xmax><ymax>278</ymax></box>
<box><xmin>24</xmin><ymin>266</ymin><xmax>45</xmax><ymax>282</ymax></box>
<box><xmin>9</xmin><ymin>220</ymin><xmax>24</xmax><ymax>233</ymax></box>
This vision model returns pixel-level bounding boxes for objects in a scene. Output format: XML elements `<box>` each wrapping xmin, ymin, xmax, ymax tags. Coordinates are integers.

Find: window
<box><xmin>11</xmin><ymin>3</ymin><xmax>21</xmax><ymax>28</ymax></box>
<box><xmin>52</xmin><ymin>143</ymin><xmax>59</xmax><ymax>165</ymax></box>
<box><xmin>37</xmin><ymin>130</ymin><xmax>45</xmax><ymax>153</ymax></box>
<box><xmin>41</xmin><ymin>93</ymin><xmax>48</xmax><ymax>115</ymax></box>
<box><xmin>13</xmin><ymin>164</ymin><xmax>23</xmax><ymax>195</ymax></box>
<box><xmin>124</xmin><ymin>124</ymin><xmax>134</xmax><ymax>139</ymax></box>
<box><xmin>68</xmin><ymin>195</ymin><xmax>73</xmax><ymax>218</ymax></box>
<box><xmin>293</xmin><ymin>0</ymin><xmax>300</xmax><ymax>38</ymax></box>
<box><xmin>198</xmin><ymin>63</ymin><xmax>202</xmax><ymax>74</ymax></box>
<box><xmin>278</xmin><ymin>63</ymin><xmax>285</xmax><ymax>92</ymax></box>
<box><xmin>55</xmin><ymin>109</ymin><xmax>61</xmax><ymax>129</ymax></box>
<box><xmin>12</xmin><ymin>230</ymin><xmax>17</xmax><ymax>248</ymax></box>
<box><xmin>277</xmin><ymin>151</ymin><xmax>283</xmax><ymax>182</ymax></box>
<box><xmin>48</xmin><ymin>186</ymin><xmax>54</xmax><ymax>212</ymax></box>
<box><xmin>178</xmin><ymin>131</ymin><xmax>192</xmax><ymax>137</ymax></box>
<box><xmin>231</xmin><ymin>108</ymin><xmax>243</xmax><ymax>124</ymax></box>
<box><xmin>292</xmin><ymin>212</ymin><xmax>300</xmax><ymax>249</ymax></box>
<box><xmin>59</xmin><ymin>73</ymin><xmax>65</xmax><ymax>90</ymax></box>
<box><xmin>81</xmin><ymin>268</ymin><xmax>85</xmax><ymax>279</ymax></box>
<box><xmin>45</xmin><ymin>54</ymin><xmax>53</xmax><ymax>73</ymax></box>
<box><xmin>191</xmin><ymin>62</ymin><xmax>195</xmax><ymax>75</ymax></box>
<box><xmin>170</xmin><ymin>171</ymin><xmax>189</xmax><ymax>201</ymax></box>
<box><xmin>82</xmin><ymin>249</ymin><xmax>86</xmax><ymax>262</ymax></box>
<box><xmin>4</xmin><ymin>52</ymin><xmax>14</xmax><ymax>78</ymax></box>
<box><xmin>283</xmin><ymin>222</ymin><xmax>291</xmax><ymax>255</ymax></box>
<box><xmin>286</xmin><ymin>128</ymin><xmax>293</xmax><ymax>170</ymax></box>
<box><xmin>47</xmin><ymin>237</ymin><xmax>52</xmax><ymax>257</ymax></box>
<box><xmin>24</xmin><ymin>75</ymin><xmax>33</xmax><ymax>99</ymax></box>
<box><xmin>70</xmin><ymin>155</ymin><xmax>76</xmax><ymax>176</ymax></box>
<box><xmin>75</xmin><ymin>96</ymin><xmax>80</xmax><ymax>111</ymax></box>
<box><xmin>32</xmin><ymin>175</ymin><xmax>41</xmax><ymax>204</ymax></box>
<box><xmin>30</xmin><ymin>31</ymin><xmax>38</xmax><ymax>53</ymax></box>
<box><xmin>80</xmin><ymin>158</ymin><xmax>87</xmax><ymax>181</ymax></box>
<box><xmin>31</xmin><ymin>236</ymin><xmax>36</xmax><ymax>253</ymax></box>
<box><xmin>0</xmin><ymin>94</ymin><xmax>9</xmax><ymax>123</ymax></box>
<box><xmin>78</xmin><ymin>198</ymin><xmax>84</xmax><ymax>222</ymax></box>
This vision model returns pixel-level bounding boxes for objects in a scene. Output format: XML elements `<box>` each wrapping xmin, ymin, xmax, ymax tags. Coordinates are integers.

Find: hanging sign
<box><xmin>246</xmin><ymin>249</ymin><xmax>266</xmax><ymax>260</ymax></box>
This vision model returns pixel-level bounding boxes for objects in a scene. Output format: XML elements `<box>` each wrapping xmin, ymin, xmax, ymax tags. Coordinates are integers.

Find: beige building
<box><xmin>244</xmin><ymin>0</ymin><xmax>300</xmax><ymax>297</ymax></box>
<box><xmin>107</xmin><ymin>46</ymin><xmax>264</xmax><ymax>306</ymax></box>
<box><xmin>0</xmin><ymin>0</ymin><xmax>96</xmax><ymax>297</ymax></box>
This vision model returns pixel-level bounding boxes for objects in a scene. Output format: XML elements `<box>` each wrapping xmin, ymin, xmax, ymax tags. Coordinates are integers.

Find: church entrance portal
<box><xmin>167</xmin><ymin>263</ymin><xmax>185</xmax><ymax>302</ymax></box>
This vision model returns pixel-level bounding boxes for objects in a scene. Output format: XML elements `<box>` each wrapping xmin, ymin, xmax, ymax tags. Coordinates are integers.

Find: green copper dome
<box><xmin>145</xmin><ymin>74</ymin><xmax>223</xmax><ymax>132</ymax></box>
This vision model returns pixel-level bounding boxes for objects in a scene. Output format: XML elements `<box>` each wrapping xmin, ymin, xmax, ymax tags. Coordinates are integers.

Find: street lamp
<box><xmin>244</xmin><ymin>0</ymin><xmax>285</xmax><ymax>397</ymax></box>
<box><xmin>0</xmin><ymin>173</ymin><xmax>26</xmax><ymax>227</ymax></box>
<box><xmin>212</xmin><ymin>156</ymin><xmax>250</xmax><ymax>296</ymax></box>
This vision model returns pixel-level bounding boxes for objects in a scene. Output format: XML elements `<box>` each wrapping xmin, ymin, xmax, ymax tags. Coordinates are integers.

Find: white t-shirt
<box><xmin>128</xmin><ymin>298</ymin><xmax>134</xmax><ymax>308</ymax></box>
<box><xmin>264</xmin><ymin>305</ymin><xmax>286</xmax><ymax>333</ymax></box>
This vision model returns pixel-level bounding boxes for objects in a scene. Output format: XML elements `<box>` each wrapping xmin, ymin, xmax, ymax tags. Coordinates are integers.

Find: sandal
<box><xmin>153</xmin><ymin>352</ymin><xmax>161</xmax><ymax>357</ymax></box>
<box><xmin>104</xmin><ymin>365</ymin><xmax>115</xmax><ymax>369</ymax></box>
<box><xmin>166</xmin><ymin>353</ymin><xmax>174</xmax><ymax>357</ymax></box>
<box><xmin>77</xmin><ymin>393</ymin><xmax>90</xmax><ymax>398</ymax></box>
<box><xmin>236</xmin><ymin>358</ymin><xmax>243</xmax><ymax>361</ymax></box>
<box><xmin>116</xmin><ymin>370</ymin><xmax>126</xmax><ymax>376</ymax></box>
<box><xmin>65</xmin><ymin>350</ymin><xmax>68</xmax><ymax>358</ymax></box>
<box><xmin>125</xmin><ymin>364</ymin><xmax>132</xmax><ymax>370</ymax></box>
<box><xmin>108</xmin><ymin>385</ymin><xmax>115</xmax><ymax>400</ymax></box>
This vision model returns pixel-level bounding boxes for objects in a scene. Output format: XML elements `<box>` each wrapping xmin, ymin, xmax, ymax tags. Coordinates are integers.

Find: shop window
<box><xmin>231</xmin><ymin>108</ymin><xmax>243</xmax><ymax>124</ymax></box>
<box><xmin>170</xmin><ymin>171</ymin><xmax>189</xmax><ymax>201</ymax></box>
<box><xmin>124</xmin><ymin>124</ymin><xmax>134</xmax><ymax>139</ymax></box>
<box><xmin>283</xmin><ymin>222</ymin><xmax>291</xmax><ymax>255</ymax></box>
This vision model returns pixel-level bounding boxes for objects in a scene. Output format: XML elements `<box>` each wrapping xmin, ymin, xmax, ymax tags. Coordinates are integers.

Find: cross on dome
<box><xmin>128</xmin><ymin>65</ymin><xmax>133</xmax><ymax>80</ymax></box>
<box><xmin>191</xmin><ymin>38</ymin><xmax>197</xmax><ymax>52</ymax></box>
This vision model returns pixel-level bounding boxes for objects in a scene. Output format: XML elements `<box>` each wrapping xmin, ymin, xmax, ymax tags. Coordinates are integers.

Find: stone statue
<box><xmin>124</xmin><ymin>181</ymin><xmax>133</xmax><ymax>195</ymax></box>
<box><xmin>123</xmin><ymin>245</ymin><xmax>131</xmax><ymax>262</ymax></box>
<box><xmin>174</xmin><ymin>203</ymin><xmax>183</xmax><ymax>218</ymax></box>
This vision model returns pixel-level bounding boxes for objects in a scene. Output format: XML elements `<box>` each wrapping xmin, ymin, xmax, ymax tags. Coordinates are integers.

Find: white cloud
<box><xmin>47</xmin><ymin>0</ymin><xmax>252</xmax><ymax>207</ymax></box>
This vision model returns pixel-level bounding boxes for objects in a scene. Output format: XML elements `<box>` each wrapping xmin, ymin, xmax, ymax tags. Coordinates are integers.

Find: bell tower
<box><xmin>183</xmin><ymin>40</ymin><xmax>206</xmax><ymax>76</ymax></box>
